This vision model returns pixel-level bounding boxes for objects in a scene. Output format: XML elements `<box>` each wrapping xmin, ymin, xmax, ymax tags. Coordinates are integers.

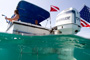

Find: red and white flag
<box><xmin>80</xmin><ymin>19</ymin><xmax>90</xmax><ymax>27</ymax></box>
<box><xmin>50</xmin><ymin>5</ymin><xmax>60</xmax><ymax>12</ymax></box>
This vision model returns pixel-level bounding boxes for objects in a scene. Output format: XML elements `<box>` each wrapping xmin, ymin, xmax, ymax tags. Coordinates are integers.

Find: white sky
<box><xmin>0</xmin><ymin>0</ymin><xmax>90</xmax><ymax>38</ymax></box>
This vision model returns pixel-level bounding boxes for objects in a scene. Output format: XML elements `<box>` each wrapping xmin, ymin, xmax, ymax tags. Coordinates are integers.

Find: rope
<box><xmin>45</xmin><ymin>16</ymin><xmax>52</xmax><ymax>29</ymax></box>
<box><xmin>45</xmin><ymin>19</ymin><xmax>49</xmax><ymax>28</ymax></box>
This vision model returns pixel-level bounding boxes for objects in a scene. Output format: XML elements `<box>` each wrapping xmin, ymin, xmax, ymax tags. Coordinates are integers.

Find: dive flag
<box><xmin>50</xmin><ymin>5</ymin><xmax>60</xmax><ymax>12</ymax></box>
<box><xmin>80</xmin><ymin>5</ymin><xmax>90</xmax><ymax>23</ymax></box>
<box><xmin>80</xmin><ymin>19</ymin><xmax>90</xmax><ymax>27</ymax></box>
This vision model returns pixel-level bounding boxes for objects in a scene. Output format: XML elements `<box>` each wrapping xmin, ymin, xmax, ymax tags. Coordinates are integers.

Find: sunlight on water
<box><xmin>0</xmin><ymin>32</ymin><xmax>90</xmax><ymax>60</ymax></box>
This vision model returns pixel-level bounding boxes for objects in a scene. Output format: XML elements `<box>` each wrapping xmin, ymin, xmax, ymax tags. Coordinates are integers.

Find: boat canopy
<box><xmin>16</xmin><ymin>1</ymin><xmax>50</xmax><ymax>24</ymax></box>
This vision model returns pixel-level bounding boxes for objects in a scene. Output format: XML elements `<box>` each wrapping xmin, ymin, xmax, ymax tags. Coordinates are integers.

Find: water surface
<box><xmin>0</xmin><ymin>32</ymin><xmax>90</xmax><ymax>60</ymax></box>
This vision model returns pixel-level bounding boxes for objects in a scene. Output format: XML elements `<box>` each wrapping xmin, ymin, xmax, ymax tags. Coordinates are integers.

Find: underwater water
<box><xmin>0</xmin><ymin>32</ymin><xmax>90</xmax><ymax>60</ymax></box>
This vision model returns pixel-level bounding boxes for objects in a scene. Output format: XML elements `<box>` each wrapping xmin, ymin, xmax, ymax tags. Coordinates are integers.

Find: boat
<box><xmin>6</xmin><ymin>1</ymin><xmax>81</xmax><ymax>36</ymax></box>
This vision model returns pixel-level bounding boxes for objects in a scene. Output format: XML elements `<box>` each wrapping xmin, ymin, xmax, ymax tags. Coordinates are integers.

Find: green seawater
<box><xmin>0</xmin><ymin>32</ymin><xmax>90</xmax><ymax>60</ymax></box>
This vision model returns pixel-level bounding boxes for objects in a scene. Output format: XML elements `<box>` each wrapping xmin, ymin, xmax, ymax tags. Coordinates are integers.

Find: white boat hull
<box><xmin>6</xmin><ymin>21</ymin><xmax>50</xmax><ymax>36</ymax></box>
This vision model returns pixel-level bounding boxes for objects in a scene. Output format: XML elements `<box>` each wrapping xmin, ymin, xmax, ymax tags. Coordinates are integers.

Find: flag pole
<box><xmin>50</xmin><ymin>13</ymin><xmax>52</xmax><ymax>29</ymax></box>
<box><xmin>50</xmin><ymin>5</ymin><xmax>60</xmax><ymax>29</ymax></box>
<box><xmin>50</xmin><ymin>5</ymin><xmax>52</xmax><ymax>29</ymax></box>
